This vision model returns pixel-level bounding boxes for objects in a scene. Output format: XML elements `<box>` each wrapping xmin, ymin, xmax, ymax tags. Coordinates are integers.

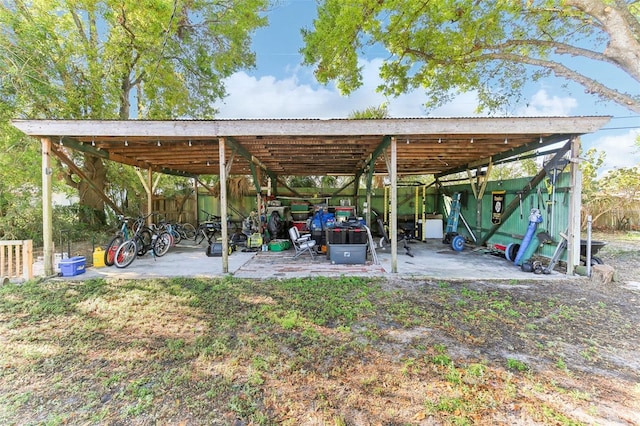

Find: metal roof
<box><xmin>11</xmin><ymin>116</ymin><xmax>611</xmax><ymax>177</ymax></box>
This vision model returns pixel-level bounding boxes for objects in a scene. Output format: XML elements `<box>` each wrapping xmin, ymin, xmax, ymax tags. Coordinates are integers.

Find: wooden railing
<box><xmin>0</xmin><ymin>240</ymin><xmax>34</xmax><ymax>282</ymax></box>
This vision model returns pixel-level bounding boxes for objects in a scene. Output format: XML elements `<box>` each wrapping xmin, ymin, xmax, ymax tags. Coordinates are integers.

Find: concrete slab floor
<box><xmin>54</xmin><ymin>239</ymin><xmax>570</xmax><ymax>282</ymax></box>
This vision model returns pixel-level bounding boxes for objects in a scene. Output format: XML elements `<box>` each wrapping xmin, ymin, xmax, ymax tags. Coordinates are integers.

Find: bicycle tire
<box><xmin>180</xmin><ymin>223</ymin><xmax>196</xmax><ymax>240</ymax></box>
<box><xmin>114</xmin><ymin>240</ymin><xmax>137</xmax><ymax>268</ymax></box>
<box><xmin>104</xmin><ymin>235</ymin><xmax>124</xmax><ymax>266</ymax></box>
<box><xmin>153</xmin><ymin>232</ymin><xmax>172</xmax><ymax>257</ymax></box>
<box><xmin>171</xmin><ymin>229</ymin><xmax>181</xmax><ymax>245</ymax></box>
<box><xmin>195</xmin><ymin>228</ymin><xmax>207</xmax><ymax>245</ymax></box>
<box><xmin>137</xmin><ymin>229</ymin><xmax>153</xmax><ymax>255</ymax></box>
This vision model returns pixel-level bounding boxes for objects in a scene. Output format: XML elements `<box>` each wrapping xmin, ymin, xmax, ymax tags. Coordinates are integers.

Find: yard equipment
<box><xmin>581</xmin><ymin>239</ymin><xmax>607</xmax><ymax>266</ymax></box>
<box><xmin>443</xmin><ymin>192</ymin><xmax>467</xmax><ymax>251</ymax></box>
<box><xmin>543</xmin><ymin>231</ymin><xmax>568</xmax><ymax>274</ymax></box>
<box><xmin>513</xmin><ymin>208</ymin><xmax>543</xmax><ymax>265</ymax></box>
<box><xmin>372</xmin><ymin>209</ymin><xmax>413</xmax><ymax>257</ymax></box>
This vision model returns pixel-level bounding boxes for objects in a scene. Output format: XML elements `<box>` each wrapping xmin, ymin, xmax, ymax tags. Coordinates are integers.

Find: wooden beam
<box><xmin>567</xmin><ymin>136</ymin><xmax>582</xmax><ymax>275</ymax></box>
<box><xmin>391</xmin><ymin>137</ymin><xmax>398</xmax><ymax>273</ymax></box>
<box><xmin>41</xmin><ymin>138</ymin><xmax>54</xmax><ymax>276</ymax></box>
<box><xmin>219</xmin><ymin>137</ymin><xmax>229</xmax><ymax>273</ymax></box>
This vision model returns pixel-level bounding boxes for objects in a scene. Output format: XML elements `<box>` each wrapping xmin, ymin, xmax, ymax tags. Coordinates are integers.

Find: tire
<box><xmin>114</xmin><ymin>240</ymin><xmax>137</xmax><ymax>268</ymax></box>
<box><xmin>451</xmin><ymin>235</ymin><xmax>465</xmax><ymax>252</ymax></box>
<box><xmin>171</xmin><ymin>229</ymin><xmax>181</xmax><ymax>245</ymax></box>
<box><xmin>505</xmin><ymin>243</ymin><xmax>521</xmax><ymax>262</ymax></box>
<box><xmin>104</xmin><ymin>235</ymin><xmax>124</xmax><ymax>266</ymax></box>
<box><xmin>195</xmin><ymin>228</ymin><xmax>206</xmax><ymax>245</ymax></box>
<box><xmin>591</xmin><ymin>256</ymin><xmax>604</xmax><ymax>265</ymax></box>
<box><xmin>180</xmin><ymin>223</ymin><xmax>196</xmax><ymax>240</ymax></box>
<box><xmin>137</xmin><ymin>229</ymin><xmax>152</xmax><ymax>255</ymax></box>
<box><xmin>153</xmin><ymin>232</ymin><xmax>172</xmax><ymax>257</ymax></box>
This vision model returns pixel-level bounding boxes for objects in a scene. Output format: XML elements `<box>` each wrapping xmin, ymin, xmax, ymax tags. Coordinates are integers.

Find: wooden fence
<box><xmin>0</xmin><ymin>240</ymin><xmax>34</xmax><ymax>282</ymax></box>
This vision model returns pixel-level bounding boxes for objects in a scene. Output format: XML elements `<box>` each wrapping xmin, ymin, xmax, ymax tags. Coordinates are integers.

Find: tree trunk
<box><xmin>78</xmin><ymin>155</ymin><xmax>108</xmax><ymax>226</ymax></box>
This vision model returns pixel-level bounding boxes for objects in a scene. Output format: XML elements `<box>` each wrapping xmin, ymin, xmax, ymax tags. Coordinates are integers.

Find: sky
<box><xmin>212</xmin><ymin>0</ymin><xmax>640</xmax><ymax>175</ymax></box>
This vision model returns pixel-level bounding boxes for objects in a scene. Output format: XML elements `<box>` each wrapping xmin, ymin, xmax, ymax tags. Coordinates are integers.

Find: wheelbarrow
<box><xmin>542</xmin><ymin>233</ymin><xmax>606</xmax><ymax>274</ymax></box>
<box><xmin>581</xmin><ymin>239</ymin><xmax>607</xmax><ymax>266</ymax></box>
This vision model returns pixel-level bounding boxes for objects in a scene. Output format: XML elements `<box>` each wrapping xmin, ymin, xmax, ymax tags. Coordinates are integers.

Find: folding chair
<box><xmin>288</xmin><ymin>226</ymin><xmax>316</xmax><ymax>258</ymax></box>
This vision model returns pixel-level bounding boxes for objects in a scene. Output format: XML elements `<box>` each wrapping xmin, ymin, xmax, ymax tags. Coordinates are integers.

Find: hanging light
<box><xmin>438</xmin><ymin>138</ymin><xmax>442</xmax><ymax>143</ymax></box>
<box><xmin>157</xmin><ymin>140</ymin><xmax>161</xmax><ymax>146</ymax></box>
<box><xmin>504</xmin><ymin>137</ymin><xmax>508</xmax><ymax>144</ymax></box>
<box><xmin>188</xmin><ymin>140</ymin><xmax>192</xmax><ymax>147</ymax></box>
<box><xmin>59</xmin><ymin>136</ymin><xmax>64</xmax><ymax>146</ymax></box>
<box><xmin>539</xmin><ymin>136</ymin><xmax>543</xmax><ymax>144</ymax></box>
<box><xmin>470</xmin><ymin>138</ymin><xmax>474</xmax><ymax>144</ymax></box>
<box><xmin>124</xmin><ymin>138</ymin><xmax>129</xmax><ymax>147</ymax></box>
<box><xmin>91</xmin><ymin>137</ymin><xmax>95</xmax><ymax>147</ymax></box>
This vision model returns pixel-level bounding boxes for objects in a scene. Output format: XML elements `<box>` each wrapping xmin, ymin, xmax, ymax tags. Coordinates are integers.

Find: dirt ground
<box><xmin>0</xmin><ymin>231</ymin><xmax>638</xmax><ymax>425</ymax></box>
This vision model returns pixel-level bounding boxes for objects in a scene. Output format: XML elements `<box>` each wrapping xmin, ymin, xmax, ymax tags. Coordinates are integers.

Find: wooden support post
<box><xmin>390</xmin><ymin>137</ymin><xmax>398</xmax><ymax>273</ymax></box>
<box><xmin>41</xmin><ymin>137</ymin><xmax>54</xmax><ymax>276</ymax></box>
<box><xmin>219</xmin><ymin>138</ymin><xmax>229</xmax><ymax>273</ymax></box>
<box><xmin>147</xmin><ymin>169</ymin><xmax>153</xmax><ymax>224</ymax></box>
<box><xmin>567</xmin><ymin>136</ymin><xmax>582</xmax><ymax>275</ymax></box>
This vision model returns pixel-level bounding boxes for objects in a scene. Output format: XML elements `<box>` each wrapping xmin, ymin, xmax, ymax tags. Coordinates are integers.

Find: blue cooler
<box><xmin>59</xmin><ymin>256</ymin><xmax>86</xmax><ymax>276</ymax></box>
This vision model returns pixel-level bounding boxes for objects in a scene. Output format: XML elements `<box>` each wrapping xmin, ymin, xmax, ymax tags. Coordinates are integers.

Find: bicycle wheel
<box><xmin>104</xmin><ymin>235</ymin><xmax>124</xmax><ymax>266</ymax></box>
<box><xmin>180</xmin><ymin>223</ymin><xmax>196</xmax><ymax>240</ymax></box>
<box><xmin>153</xmin><ymin>232</ymin><xmax>172</xmax><ymax>257</ymax></box>
<box><xmin>195</xmin><ymin>227</ymin><xmax>207</xmax><ymax>245</ymax></box>
<box><xmin>171</xmin><ymin>229</ymin><xmax>181</xmax><ymax>245</ymax></box>
<box><xmin>137</xmin><ymin>228</ymin><xmax>153</xmax><ymax>255</ymax></box>
<box><xmin>114</xmin><ymin>240</ymin><xmax>137</xmax><ymax>268</ymax></box>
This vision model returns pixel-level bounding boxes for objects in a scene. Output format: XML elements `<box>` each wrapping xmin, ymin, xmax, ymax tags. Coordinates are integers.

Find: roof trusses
<box><xmin>11</xmin><ymin>116</ymin><xmax>611</xmax><ymax>178</ymax></box>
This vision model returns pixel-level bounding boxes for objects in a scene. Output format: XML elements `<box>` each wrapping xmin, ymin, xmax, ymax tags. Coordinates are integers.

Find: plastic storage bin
<box><xmin>327</xmin><ymin>228</ymin><xmax>347</xmax><ymax>244</ymax></box>
<box><xmin>59</xmin><ymin>256</ymin><xmax>86</xmax><ymax>276</ymax></box>
<box><xmin>348</xmin><ymin>228</ymin><xmax>367</xmax><ymax>244</ymax></box>
<box><xmin>329</xmin><ymin>244</ymin><xmax>367</xmax><ymax>264</ymax></box>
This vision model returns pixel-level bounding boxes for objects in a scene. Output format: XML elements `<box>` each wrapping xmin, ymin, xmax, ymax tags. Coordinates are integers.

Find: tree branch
<box><xmin>485</xmin><ymin>52</ymin><xmax>640</xmax><ymax>113</ymax></box>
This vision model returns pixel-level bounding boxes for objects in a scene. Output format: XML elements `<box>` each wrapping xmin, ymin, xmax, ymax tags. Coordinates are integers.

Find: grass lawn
<box><xmin>1</xmin><ymin>275</ymin><xmax>638</xmax><ymax>425</ymax></box>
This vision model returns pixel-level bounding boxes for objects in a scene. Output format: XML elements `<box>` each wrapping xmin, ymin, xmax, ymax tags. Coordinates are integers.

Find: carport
<box><xmin>11</xmin><ymin>116</ymin><xmax>611</xmax><ymax>276</ymax></box>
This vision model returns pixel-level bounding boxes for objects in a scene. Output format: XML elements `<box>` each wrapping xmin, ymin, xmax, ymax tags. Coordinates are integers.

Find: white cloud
<box><xmin>517</xmin><ymin>89</ymin><xmax>578</xmax><ymax>116</ymax></box>
<box><xmin>214</xmin><ymin>58</ymin><xmax>481</xmax><ymax>119</ymax></box>
<box><xmin>214</xmin><ymin>63</ymin><xmax>639</xmax><ymax>174</ymax></box>
<box><xmin>583</xmin><ymin>129</ymin><xmax>640</xmax><ymax>172</ymax></box>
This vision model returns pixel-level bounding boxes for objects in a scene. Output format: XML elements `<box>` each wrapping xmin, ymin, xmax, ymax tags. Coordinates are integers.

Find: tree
<box><xmin>0</xmin><ymin>0</ymin><xmax>269</xmax><ymax>225</ymax></box>
<box><xmin>348</xmin><ymin>103</ymin><xmax>389</xmax><ymax>119</ymax></box>
<box><xmin>302</xmin><ymin>0</ymin><xmax>640</xmax><ymax>114</ymax></box>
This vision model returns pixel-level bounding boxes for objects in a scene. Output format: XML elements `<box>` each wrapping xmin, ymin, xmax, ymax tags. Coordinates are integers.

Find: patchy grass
<box><xmin>0</xmin><ymin>275</ymin><xmax>638</xmax><ymax>425</ymax></box>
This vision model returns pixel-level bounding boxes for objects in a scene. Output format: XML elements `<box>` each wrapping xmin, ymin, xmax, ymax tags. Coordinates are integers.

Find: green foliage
<box><xmin>0</xmin><ymin>0</ymin><xmax>269</xmax><ymax>120</ymax></box>
<box><xmin>302</xmin><ymin>1</ymin><xmax>640</xmax><ymax>114</ymax></box>
<box><xmin>348</xmin><ymin>104</ymin><xmax>389</xmax><ymax>119</ymax></box>
<box><xmin>0</xmin><ymin>0</ymin><xmax>269</xmax><ymax>220</ymax></box>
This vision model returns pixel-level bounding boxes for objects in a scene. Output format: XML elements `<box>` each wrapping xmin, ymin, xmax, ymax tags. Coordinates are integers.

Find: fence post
<box><xmin>22</xmin><ymin>240</ymin><xmax>34</xmax><ymax>280</ymax></box>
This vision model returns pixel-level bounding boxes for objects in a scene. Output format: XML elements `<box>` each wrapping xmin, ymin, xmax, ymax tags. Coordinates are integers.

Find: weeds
<box><xmin>0</xmin><ymin>276</ymin><xmax>634</xmax><ymax>425</ymax></box>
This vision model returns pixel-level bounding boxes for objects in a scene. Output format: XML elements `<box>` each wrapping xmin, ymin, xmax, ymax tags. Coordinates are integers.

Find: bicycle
<box><xmin>174</xmin><ymin>222</ymin><xmax>196</xmax><ymax>241</ymax></box>
<box><xmin>113</xmin><ymin>216</ymin><xmax>149</xmax><ymax>268</ymax></box>
<box><xmin>156</xmin><ymin>217</ymin><xmax>180</xmax><ymax>245</ymax></box>
<box><xmin>104</xmin><ymin>215</ymin><xmax>133</xmax><ymax>266</ymax></box>
<box><xmin>114</xmin><ymin>213</ymin><xmax>171</xmax><ymax>268</ymax></box>
<box><xmin>195</xmin><ymin>210</ymin><xmax>222</xmax><ymax>245</ymax></box>
<box><xmin>141</xmin><ymin>213</ymin><xmax>172</xmax><ymax>257</ymax></box>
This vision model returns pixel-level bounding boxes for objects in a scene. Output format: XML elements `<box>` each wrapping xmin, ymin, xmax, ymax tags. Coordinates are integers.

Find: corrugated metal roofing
<box><xmin>11</xmin><ymin>116</ymin><xmax>611</xmax><ymax>178</ymax></box>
